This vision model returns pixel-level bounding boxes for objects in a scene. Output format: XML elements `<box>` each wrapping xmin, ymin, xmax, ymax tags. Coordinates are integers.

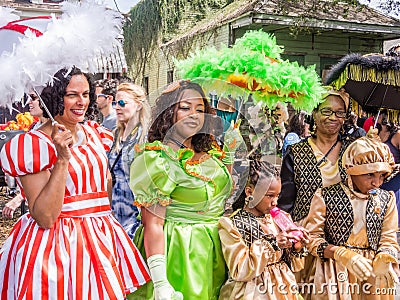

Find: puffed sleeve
<box><xmin>86</xmin><ymin>120</ymin><xmax>113</xmax><ymax>152</ymax></box>
<box><xmin>303</xmin><ymin>189</ymin><xmax>328</xmax><ymax>259</ymax></box>
<box><xmin>0</xmin><ymin>131</ymin><xmax>57</xmax><ymax>177</ymax></box>
<box><xmin>377</xmin><ymin>191</ymin><xmax>400</xmax><ymax>258</ymax></box>
<box><xmin>278</xmin><ymin>145</ymin><xmax>297</xmax><ymax>214</ymax></box>
<box><xmin>218</xmin><ymin>216</ymin><xmax>277</xmax><ymax>282</ymax></box>
<box><xmin>129</xmin><ymin>141</ymin><xmax>177</xmax><ymax>207</ymax></box>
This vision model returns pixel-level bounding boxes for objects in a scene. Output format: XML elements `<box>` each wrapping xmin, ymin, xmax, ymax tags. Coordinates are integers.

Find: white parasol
<box><xmin>0</xmin><ymin>6</ymin><xmax>19</xmax><ymax>27</ymax></box>
<box><xmin>0</xmin><ymin>0</ymin><xmax>123</xmax><ymax>113</ymax></box>
<box><xmin>0</xmin><ymin>16</ymin><xmax>53</xmax><ymax>56</ymax></box>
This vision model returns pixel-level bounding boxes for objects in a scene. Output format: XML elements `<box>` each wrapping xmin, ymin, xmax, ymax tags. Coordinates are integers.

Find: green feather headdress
<box><xmin>176</xmin><ymin>30</ymin><xmax>325</xmax><ymax>112</ymax></box>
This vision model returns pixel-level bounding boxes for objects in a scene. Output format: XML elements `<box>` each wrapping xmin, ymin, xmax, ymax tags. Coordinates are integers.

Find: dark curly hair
<box><xmin>40</xmin><ymin>66</ymin><xmax>97</xmax><ymax>120</ymax></box>
<box><xmin>286</xmin><ymin>111</ymin><xmax>308</xmax><ymax>138</ymax></box>
<box><xmin>232</xmin><ymin>158</ymin><xmax>280</xmax><ymax>211</ymax></box>
<box><xmin>148</xmin><ymin>80</ymin><xmax>217</xmax><ymax>153</ymax></box>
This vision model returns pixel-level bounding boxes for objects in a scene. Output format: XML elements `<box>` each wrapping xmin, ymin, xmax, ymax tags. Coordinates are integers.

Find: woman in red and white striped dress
<box><xmin>0</xmin><ymin>67</ymin><xmax>150</xmax><ymax>299</ymax></box>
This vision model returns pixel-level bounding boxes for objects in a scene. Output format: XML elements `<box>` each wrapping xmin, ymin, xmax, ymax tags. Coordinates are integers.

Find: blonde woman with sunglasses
<box><xmin>108</xmin><ymin>82</ymin><xmax>151</xmax><ymax>239</ymax></box>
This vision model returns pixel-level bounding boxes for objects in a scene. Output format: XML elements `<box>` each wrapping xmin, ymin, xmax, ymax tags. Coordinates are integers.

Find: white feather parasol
<box><xmin>0</xmin><ymin>0</ymin><xmax>123</xmax><ymax>108</ymax></box>
<box><xmin>0</xmin><ymin>7</ymin><xmax>19</xmax><ymax>27</ymax></box>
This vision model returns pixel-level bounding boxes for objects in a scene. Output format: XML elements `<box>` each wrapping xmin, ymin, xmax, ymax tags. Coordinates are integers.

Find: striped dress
<box><xmin>0</xmin><ymin>121</ymin><xmax>150</xmax><ymax>300</ymax></box>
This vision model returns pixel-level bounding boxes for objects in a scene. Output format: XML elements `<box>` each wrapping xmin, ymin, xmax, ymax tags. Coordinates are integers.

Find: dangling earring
<box><xmin>310</xmin><ymin>123</ymin><xmax>317</xmax><ymax>138</ymax></box>
<box><xmin>245</xmin><ymin>195</ymin><xmax>254</xmax><ymax>207</ymax></box>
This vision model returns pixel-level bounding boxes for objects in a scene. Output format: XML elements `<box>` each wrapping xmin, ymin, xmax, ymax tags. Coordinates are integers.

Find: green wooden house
<box><xmin>125</xmin><ymin>0</ymin><xmax>400</xmax><ymax>99</ymax></box>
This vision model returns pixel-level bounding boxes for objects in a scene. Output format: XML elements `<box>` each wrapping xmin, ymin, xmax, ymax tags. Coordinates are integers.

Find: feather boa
<box><xmin>0</xmin><ymin>0</ymin><xmax>123</xmax><ymax>108</ymax></box>
<box><xmin>176</xmin><ymin>30</ymin><xmax>325</xmax><ymax>112</ymax></box>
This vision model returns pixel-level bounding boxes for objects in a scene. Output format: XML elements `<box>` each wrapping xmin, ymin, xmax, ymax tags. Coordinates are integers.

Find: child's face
<box><xmin>254</xmin><ymin>177</ymin><xmax>281</xmax><ymax>215</ymax></box>
<box><xmin>351</xmin><ymin>172</ymin><xmax>387</xmax><ymax>194</ymax></box>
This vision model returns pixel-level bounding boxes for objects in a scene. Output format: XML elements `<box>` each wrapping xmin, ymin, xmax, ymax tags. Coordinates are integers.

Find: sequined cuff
<box><xmin>291</xmin><ymin>245</ymin><xmax>309</xmax><ymax>258</ymax></box>
<box><xmin>262</xmin><ymin>234</ymin><xmax>280</xmax><ymax>251</ymax></box>
<box><xmin>317</xmin><ymin>241</ymin><xmax>329</xmax><ymax>261</ymax></box>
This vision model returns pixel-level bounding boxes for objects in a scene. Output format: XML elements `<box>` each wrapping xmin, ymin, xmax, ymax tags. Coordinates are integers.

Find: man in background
<box><xmin>344</xmin><ymin>112</ymin><xmax>366</xmax><ymax>139</ymax></box>
<box><xmin>95</xmin><ymin>79</ymin><xmax>118</xmax><ymax>130</ymax></box>
<box><xmin>357</xmin><ymin>109</ymin><xmax>367</xmax><ymax>128</ymax></box>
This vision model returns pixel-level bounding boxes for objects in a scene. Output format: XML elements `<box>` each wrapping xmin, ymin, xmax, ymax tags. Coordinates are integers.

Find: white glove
<box><xmin>222</xmin><ymin>120</ymin><xmax>243</xmax><ymax>165</ymax></box>
<box><xmin>334</xmin><ymin>246</ymin><xmax>373</xmax><ymax>281</ymax></box>
<box><xmin>373</xmin><ymin>252</ymin><xmax>399</xmax><ymax>288</ymax></box>
<box><xmin>147</xmin><ymin>254</ymin><xmax>183</xmax><ymax>300</ymax></box>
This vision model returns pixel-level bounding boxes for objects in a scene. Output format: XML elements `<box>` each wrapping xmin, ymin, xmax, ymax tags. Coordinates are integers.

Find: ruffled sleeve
<box><xmin>0</xmin><ymin>131</ymin><xmax>57</xmax><ymax>177</ymax></box>
<box><xmin>218</xmin><ymin>216</ymin><xmax>277</xmax><ymax>281</ymax></box>
<box><xmin>129</xmin><ymin>141</ymin><xmax>178</xmax><ymax>207</ymax></box>
<box><xmin>86</xmin><ymin>120</ymin><xmax>113</xmax><ymax>152</ymax></box>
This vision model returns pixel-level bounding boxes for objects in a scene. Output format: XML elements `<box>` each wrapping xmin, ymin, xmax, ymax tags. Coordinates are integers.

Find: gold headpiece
<box><xmin>342</xmin><ymin>128</ymin><xmax>395</xmax><ymax>177</ymax></box>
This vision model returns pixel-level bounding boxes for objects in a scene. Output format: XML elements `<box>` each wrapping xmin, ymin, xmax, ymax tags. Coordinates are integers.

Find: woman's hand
<box><xmin>19</xmin><ymin>122</ymin><xmax>71</xmax><ymax>228</ymax></box>
<box><xmin>51</xmin><ymin>122</ymin><xmax>72</xmax><ymax>161</ymax></box>
<box><xmin>2</xmin><ymin>194</ymin><xmax>24</xmax><ymax>219</ymax></box>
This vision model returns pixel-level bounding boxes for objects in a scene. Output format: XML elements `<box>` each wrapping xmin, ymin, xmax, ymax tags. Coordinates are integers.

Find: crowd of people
<box><xmin>0</xmin><ymin>66</ymin><xmax>399</xmax><ymax>300</ymax></box>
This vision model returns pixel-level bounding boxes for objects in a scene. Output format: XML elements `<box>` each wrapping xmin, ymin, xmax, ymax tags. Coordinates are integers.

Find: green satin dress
<box><xmin>129</xmin><ymin>141</ymin><xmax>232</xmax><ymax>300</ymax></box>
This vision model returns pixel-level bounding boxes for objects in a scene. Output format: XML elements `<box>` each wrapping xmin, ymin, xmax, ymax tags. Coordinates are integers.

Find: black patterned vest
<box><xmin>323</xmin><ymin>183</ymin><xmax>391</xmax><ymax>251</ymax></box>
<box><xmin>291</xmin><ymin>138</ymin><xmax>349</xmax><ymax>222</ymax></box>
<box><xmin>231</xmin><ymin>210</ymin><xmax>279</xmax><ymax>250</ymax></box>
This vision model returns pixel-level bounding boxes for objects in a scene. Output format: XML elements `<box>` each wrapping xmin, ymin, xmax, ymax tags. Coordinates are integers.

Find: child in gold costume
<box><xmin>304</xmin><ymin>130</ymin><xmax>399</xmax><ymax>299</ymax></box>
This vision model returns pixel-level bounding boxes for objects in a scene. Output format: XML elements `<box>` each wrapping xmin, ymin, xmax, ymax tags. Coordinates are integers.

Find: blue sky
<box><xmin>103</xmin><ymin>0</ymin><xmax>140</xmax><ymax>14</ymax></box>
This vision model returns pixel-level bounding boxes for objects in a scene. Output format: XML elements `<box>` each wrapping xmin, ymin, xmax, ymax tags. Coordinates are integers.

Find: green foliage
<box><xmin>123</xmin><ymin>0</ymin><xmax>398</xmax><ymax>82</ymax></box>
<box><xmin>123</xmin><ymin>0</ymin><xmax>234</xmax><ymax>81</ymax></box>
<box><xmin>123</xmin><ymin>0</ymin><xmax>161</xmax><ymax>81</ymax></box>
<box><xmin>159</xmin><ymin>0</ymin><xmax>233</xmax><ymax>41</ymax></box>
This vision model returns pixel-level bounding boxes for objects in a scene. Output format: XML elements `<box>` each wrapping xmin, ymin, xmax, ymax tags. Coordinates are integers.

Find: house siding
<box><xmin>144</xmin><ymin>25</ymin><xmax>383</xmax><ymax>98</ymax></box>
<box><xmin>144</xmin><ymin>24</ymin><xmax>231</xmax><ymax>102</ymax></box>
<box><xmin>136</xmin><ymin>0</ymin><xmax>397</xmax><ymax>98</ymax></box>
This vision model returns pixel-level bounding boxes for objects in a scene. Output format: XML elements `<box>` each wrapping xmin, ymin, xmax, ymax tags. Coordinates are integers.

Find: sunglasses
<box><xmin>112</xmin><ymin>99</ymin><xmax>129</xmax><ymax>108</ymax></box>
<box><xmin>96</xmin><ymin>93</ymin><xmax>108</xmax><ymax>100</ymax></box>
<box><xmin>28</xmin><ymin>94</ymin><xmax>39</xmax><ymax>101</ymax></box>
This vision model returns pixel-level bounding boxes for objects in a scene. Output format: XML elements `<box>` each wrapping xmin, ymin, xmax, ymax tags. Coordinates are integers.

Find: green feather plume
<box><xmin>233</xmin><ymin>30</ymin><xmax>283</xmax><ymax>60</ymax></box>
<box><xmin>176</xmin><ymin>30</ymin><xmax>325</xmax><ymax>112</ymax></box>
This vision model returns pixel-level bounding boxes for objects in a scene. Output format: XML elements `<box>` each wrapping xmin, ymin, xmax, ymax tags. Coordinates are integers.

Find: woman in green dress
<box><xmin>129</xmin><ymin>80</ymin><xmax>233</xmax><ymax>300</ymax></box>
